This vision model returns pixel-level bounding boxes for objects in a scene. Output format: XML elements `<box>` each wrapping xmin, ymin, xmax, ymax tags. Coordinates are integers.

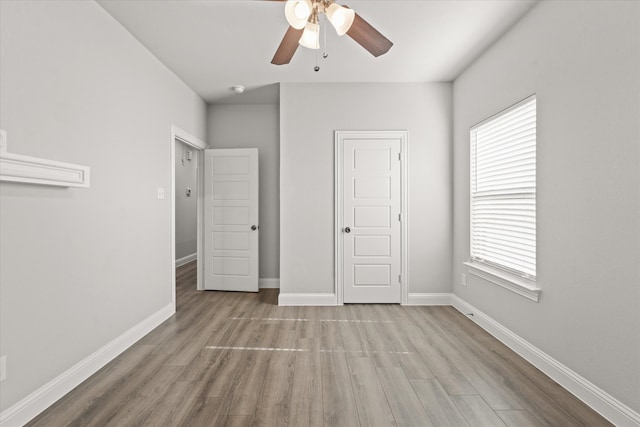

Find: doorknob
<box><xmin>251</xmin><ymin>225</ymin><xmax>258</xmax><ymax>231</ymax></box>
<box><xmin>344</xmin><ymin>227</ymin><xmax>351</xmax><ymax>233</ymax></box>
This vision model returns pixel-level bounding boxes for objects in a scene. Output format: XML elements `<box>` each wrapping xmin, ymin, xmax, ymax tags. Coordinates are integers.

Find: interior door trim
<box><xmin>334</xmin><ymin>130</ymin><xmax>409</xmax><ymax>305</ymax></box>
<box><xmin>171</xmin><ymin>125</ymin><xmax>208</xmax><ymax>312</ymax></box>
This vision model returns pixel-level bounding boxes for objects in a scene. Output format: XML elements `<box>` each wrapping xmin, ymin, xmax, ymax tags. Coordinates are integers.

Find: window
<box><xmin>470</xmin><ymin>96</ymin><xmax>536</xmax><ymax>280</ymax></box>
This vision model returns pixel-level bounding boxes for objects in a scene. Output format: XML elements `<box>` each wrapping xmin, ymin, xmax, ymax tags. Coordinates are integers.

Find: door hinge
<box><xmin>399</xmin><ymin>274</ymin><xmax>402</xmax><ymax>283</ymax></box>
<box><xmin>398</xmin><ymin>153</ymin><xmax>401</xmax><ymax>161</ymax></box>
<box><xmin>398</xmin><ymin>213</ymin><xmax>402</xmax><ymax>221</ymax></box>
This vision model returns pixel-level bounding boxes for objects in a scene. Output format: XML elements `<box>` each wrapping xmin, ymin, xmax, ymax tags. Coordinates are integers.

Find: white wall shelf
<box><xmin>0</xmin><ymin>130</ymin><xmax>90</xmax><ymax>188</ymax></box>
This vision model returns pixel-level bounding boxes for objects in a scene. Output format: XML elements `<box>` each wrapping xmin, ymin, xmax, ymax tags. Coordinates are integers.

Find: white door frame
<box><xmin>334</xmin><ymin>130</ymin><xmax>409</xmax><ymax>305</ymax></box>
<box><xmin>171</xmin><ymin>125</ymin><xmax>208</xmax><ymax>312</ymax></box>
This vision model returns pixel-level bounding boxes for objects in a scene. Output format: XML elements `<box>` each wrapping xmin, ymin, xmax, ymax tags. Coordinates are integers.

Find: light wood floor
<box><xmin>28</xmin><ymin>261</ymin><xmax>611</xmax><ymax>426</ymax></box>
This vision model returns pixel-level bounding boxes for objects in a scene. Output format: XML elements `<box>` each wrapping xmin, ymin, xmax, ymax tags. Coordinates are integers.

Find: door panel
<box><xmin>343</xmin><ymin>137</ymin><xmax>402</xmax><ymax>303</ymax></box>
<box><xmin>212</xmin><ymin>181</ymin><xmax>250</xmax><ymax>200</ymax></box>
<box><xmin>212</xmin><ymin>155</ymin><xmax>250</xmax><ymax>174</ymax></box>
<box><xmin>204</xmin><ymin>148</ymin><xmax>259</xmax><ymax>292</ymax></box>
<box><xmin>354</xmin><ymin>177</ymin><xmax>390</xmax><ymax>198</ymax></box>
<box><xmin>354</xmin><ymin>236</ymin><xmax>390</xmax><ymax>257</ymax></box>
<box><xmin>212</xmin><ymin>257</ymin><xmax>250</xmax><ymax>276</ymax></box>
<box><xmin>212</xmin><ymin>232</ymin><xmax>249</xmax><ymax>250</ymax></box>
<box><xmin>213</xmin><ymin>206</ymin><xmax>249</xmax><ymax>225</ymax></box>
<box><xmin>354</xmin><ymin>206</ymin><xmax>390</xmax><ymax>227</ymax></box>
<box><xmin>354</xmin><ymin>264</ymin><xmax>391</xmax><ymax>286</ymax></box>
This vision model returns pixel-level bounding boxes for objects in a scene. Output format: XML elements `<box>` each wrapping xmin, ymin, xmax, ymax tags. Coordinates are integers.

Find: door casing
<box><xmin>171</xmin><ymin>125</ymin><xmax>207</xmax><ymax>312</ymax></box>
<box><xmin>335</xmin><ymin>130</ymin><xmax>409</xmax><ymax>305</ymax></box>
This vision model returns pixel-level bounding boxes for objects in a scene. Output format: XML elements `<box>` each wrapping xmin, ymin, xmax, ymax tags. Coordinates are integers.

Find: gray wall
<box><xmin>279</xmin><ymin>83</ymin><xmax>452</xmax><ymax>296</ymax></box>
<box><xmin>207</xmin><ymin>104</ymin><xmax>280</xmax><ymax>280</ymax></box>
<box><xmin>0</xmin><ymin>1</ymin><xmax>206</xmax><ymax>411</ymax></box>
<box><xmin>452</xmin><ymin>0</ymin><xmax>640</xmax><ymax>412</ymax></box>
<box><xmin>175</xmin><ymin>140</ymin><xmax>198</xmax><ymax>260</ymax></box>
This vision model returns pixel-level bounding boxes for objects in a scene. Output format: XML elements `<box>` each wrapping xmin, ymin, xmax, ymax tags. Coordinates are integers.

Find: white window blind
<box><xmin>470</xmin><ymin>96</ymin><xmax>536</xmax><ymax>279</ymax></box>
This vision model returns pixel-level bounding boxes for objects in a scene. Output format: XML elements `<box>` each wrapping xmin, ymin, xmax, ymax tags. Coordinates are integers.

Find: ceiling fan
<box><xmin>271</xmin><ymin>0</ymin><xmax>393</xmax><ymax>65</ymax></box>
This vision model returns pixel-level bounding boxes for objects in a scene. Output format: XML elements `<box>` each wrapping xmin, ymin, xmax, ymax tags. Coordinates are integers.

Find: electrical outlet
<box><xmin>157</xmin><ymin>187</ymin><xmax>165</xmax><ymax>200</ymax></box>
<box><xmin>461</xmin><ymin>273</ymin><xmax>467</xmax><ymax>286</ymax></box>
<box><xmin>0</xmin><ymin>356</ymin><xmax>7</xmax><ymax>382</ymax></box>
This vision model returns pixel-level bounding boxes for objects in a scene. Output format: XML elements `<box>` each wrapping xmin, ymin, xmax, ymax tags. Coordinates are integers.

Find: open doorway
<box><xmin>175</xmin><ymin>140</ymin><xmax>198</xmax><ymax>266</ymax></box>
<box><xmin>171</xmin><ymin>125</ymin><xmax>207</xmax><ymax>312</ymax></box>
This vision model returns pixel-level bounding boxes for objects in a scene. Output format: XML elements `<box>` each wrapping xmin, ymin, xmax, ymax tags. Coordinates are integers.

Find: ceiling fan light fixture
<box><xmin>299</xmin><ymin>21</ymin><xmax>320</xmax><ymax>49</ymax></box>
<box><xmin>272</xmin><ymin>0</ymin><xmax>392</xmax><ymax>65</ymax></box>
<box><xmin>326</xmin><ymin>2</ymin><xmax>355</xmax><ymax>36</ymax></box>
<box><xmin>285</xmin><ymin>0</ymin><xmax>312</xmax><ymax>29</ymax></box>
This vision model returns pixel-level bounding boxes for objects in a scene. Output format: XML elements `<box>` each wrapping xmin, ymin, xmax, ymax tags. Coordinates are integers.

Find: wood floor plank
<box><xmin>453</xmin><ymin>349</ymin><xmax>526</xmax><ymax>411</ymax></box>
<box><xmin>452</xmin><ymin>395</ymin><xmax>508</xmax><ymax>427</ymax></box>
<box><xmin>319</xmin><ymin>320</ymin><xmax>344</xmax><ymax>351</ymax></box>
<box><xmin>377</xmin><ymin>367</ymin><xmax>434</xmax><ymax>427</ymax></box>
<box><xmin>288</xmin><ymin>338</ymin><xmax>323</xmax><ymax>427</ymax></box>
<box><xmin>497</xmin><ymin>410</ymin><xmax>545</xmax><ymax>427</ymax></box>
<box><xmin>26</xmin><ymin>344</ymin><xmax>157</xmax><ymax>427</ymax></box>
<box><xmin>409</xmin><ymin>306</ymin><xmax>525</xmax><ymax>411</ymax></box>
<box><xmin>348</xmin><ymin>357</ymin><xmax>397</xmax><ymax>427</ymax></box>
<box><xmin>225</xmin><ymin>324</ymin><xmax>279</xmax><ymax>415</ymax></box>
<box><xmin>201</xmin><ymin>317</ymin><xmax>270</xmax><ymax>399</ymax></box>
<box><xmin>252</xmin><ymin>407</ymin><xmax>287</xmax><ymax>427</ymax></box>
<box><xmin>102</xmin><ymin>364</ymin><xmax>185</xmax><ymax>426</ymax></box>
<box><xmin>396</xmin><ymin>352</ymin><xmax>435</xmax><ymax>380</ymax></box>
<box><xmin>432</xmin><ymin>307</ymin><xmax>612</xmax><ymax>426</ymax></box>
<box><xmin>26</xmin><ymin>261</ymin><xmax>613</xmax><ymax>427</ymax></box>
<box><xmin>339</xmin><ymin>321</ymin><xmax>370</xmax><ymax>353</ymax></box>
<box><xmin>179</xmin><ymin>353</ymin><xmax>215</xmax><ymax>381</ymax></box>
<box><xmin>258</xmin><ymin>331</ymin><xmax>298</xmax><ymax>410</ymax></box>
<box><xmin>411</xmin><ymin>378</ymin><xmax>470</xmax><ymax>427</ymax></box>
<box><xmin>217</xmin><ymin>415</ymin><xmax>253</xmax><ymax>427</ymax></box>
<box><xmin>55</xmin><ymin>352</ymin><xmax>174</xmax><ymax>427</ymax></box>
<box><xmin>181</xmin><ymin>397</ymin><xmax>226</xmax><ymax>427</ymax></box>
<box><xmin>254</xmin><ymin>330</ymin><xmax>298</xmax><ymax>425</ymax></box>
<box><xmin>321</xmin><ymin>351</ymin><xmax>360</xmax><ymax>427</ymax></box>
<box><xmin>371</xmin><ymin>305</ymin><xmax>415</xmax><ymax>353</ymax></box>
<box><xmin>436</xmin><ymin>373</ymin><xmax>477</xmax><ymax>396</ymax></box>
<box><xmin>142</xmin><ymin>380</ymin><xmax>205</xmax><ymax>426</ymax></box>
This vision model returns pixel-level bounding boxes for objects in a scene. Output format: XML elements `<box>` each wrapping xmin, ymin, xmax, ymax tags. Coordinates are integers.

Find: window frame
<box><xmin>467</xmin><ymin>95</ymin><xmax>540</xmax><ymax>302</ymax></box>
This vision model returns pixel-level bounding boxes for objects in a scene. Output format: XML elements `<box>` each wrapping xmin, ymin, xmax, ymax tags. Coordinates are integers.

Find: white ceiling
<box><xmin>97</xmin><ymin>0</ymin><xmax>538</xmax><ymax>104</ymax></box>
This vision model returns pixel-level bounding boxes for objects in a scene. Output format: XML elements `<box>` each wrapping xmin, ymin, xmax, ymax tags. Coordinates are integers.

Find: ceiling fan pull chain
<box><xmin>314</xmin><ymin>49</ymin><xmax>320</xmax><ymax>72</ymax></box>
<box><xmin>323</xmin><ymin>14</ymin><xmax>329</xmax><ymax>59</ymax></box>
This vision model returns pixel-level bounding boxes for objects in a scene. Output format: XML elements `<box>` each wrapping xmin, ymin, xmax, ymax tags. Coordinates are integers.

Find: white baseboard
<box><xmin>278</xmin><ymin>293</ymin><xmax>338</xmax><ymax>306</ymax></box>
<box><xmin>175</xmin><ymin>253</ymin><xmax>197</xmax><ymax>268</ymax></box>
<box><xmin>259</xmin><ymin>278</ymin><xmax>280</xmax><ymax>289</ymax></box>
<box><xmin>0</xmin><ymin>304</ymin><xmax>175</xmax><ymax>427</ymax></box>
<box><xmin>405</xmin><ymin>293</ymin><xmax>453</xmax><ymax>306</ymax></box>
<box><xmin>451</xmin><ymin>295</ymin><xmax>640</xmax><ymax>427</ymax></box>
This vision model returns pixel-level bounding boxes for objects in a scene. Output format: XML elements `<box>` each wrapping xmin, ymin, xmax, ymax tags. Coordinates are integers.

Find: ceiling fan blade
<box><xmin>346</xmin><ymin>12</ymin><xmax>393</xmax><ymax>57</ymax></box>
<box><xmin>271</xmin><ymin>26</ymin><xmax>304</xmax><ymax>65</ymax></box>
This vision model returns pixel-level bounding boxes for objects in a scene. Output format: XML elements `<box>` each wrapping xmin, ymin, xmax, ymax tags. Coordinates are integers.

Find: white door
<box><xmin>204</xmin><ymin>148</ymin><xmax>259</xmax><ymax>292</ymax></box>
<box><xmin>340</xmin><ymin>134</ymin><xmax>404</xmax><ymax>303</ymax></box>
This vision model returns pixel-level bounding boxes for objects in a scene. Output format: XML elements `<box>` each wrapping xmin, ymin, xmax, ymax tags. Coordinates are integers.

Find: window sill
<box><xmin>463</xmin><ymin>261</ymin><xmax>541</xmax><ymax>302</ymax></box>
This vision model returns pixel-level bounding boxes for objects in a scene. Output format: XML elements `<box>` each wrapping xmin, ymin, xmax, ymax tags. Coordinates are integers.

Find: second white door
<box><xmin>340</xmin><ymin>133</ymin><xmax>404</xmax><ymax>303</ymax></box>
<box><xmin>204</xmin><ymin>148</ymin><xmax>259</xmax><ymax>292</ymax></box>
